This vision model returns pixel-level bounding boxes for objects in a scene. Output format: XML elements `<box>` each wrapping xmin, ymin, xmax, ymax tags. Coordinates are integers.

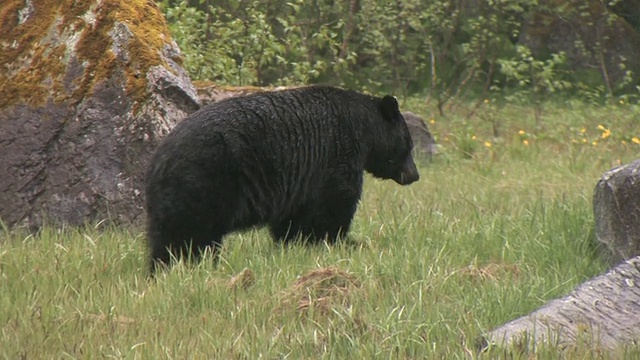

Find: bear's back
<box><xmin>177</xmin><ymin>86</ymin><xmax>376</xmax><ymax>163</ymax></box>
<box><xmin>195</xmin><ymin>86</ymin><xmax>376</xmax><ymax>132</ymax></box>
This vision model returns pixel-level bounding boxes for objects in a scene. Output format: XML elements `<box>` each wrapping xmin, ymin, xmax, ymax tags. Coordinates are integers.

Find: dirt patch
<box><xmin>456</xmin><ymin>262</ymin><xmax>521</xmax><ymax>282</ymax></box>
<box><xmin>280</xmin><ymin>267</ymin><xmax>361</xmax><ymax>315</ymax></box>
<box><xmin>227</xmin><ymin>267</ymin><xmax>257</xmax><ymax>291</ymax></box>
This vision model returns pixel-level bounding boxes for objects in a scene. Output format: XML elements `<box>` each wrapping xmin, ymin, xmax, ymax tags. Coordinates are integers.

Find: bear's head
<box><xmin>365</xmin><ymin>95</ymin><xmax>419</xmax><ymax>185</ymax></box>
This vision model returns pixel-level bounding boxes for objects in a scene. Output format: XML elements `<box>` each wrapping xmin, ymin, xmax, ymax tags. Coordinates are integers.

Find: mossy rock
<box><xmin>0</xmin><ymin>0</ymin><xmax>199</xmax><ymax>229</ymax></box>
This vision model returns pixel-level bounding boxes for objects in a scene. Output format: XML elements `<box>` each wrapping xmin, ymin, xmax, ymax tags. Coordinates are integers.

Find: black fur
<box><xmin>145</xmin><ymin>85</ymin><xmax>419</xmax><ymax>273</ymax></box>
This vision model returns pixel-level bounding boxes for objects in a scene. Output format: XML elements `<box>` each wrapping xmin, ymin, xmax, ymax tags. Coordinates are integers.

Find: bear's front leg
<box><xmin>149</xmin><ymin>221</ymin><xmax>225</xmax><ymax>275</ymax></box>
<box><xmin>269</xmin><ymin>193</ymin><xmax>358</xmax><ymax>245</ymax></box>
<box><xmin>304</xmin><ymin>191</ymin><xmax>360</xmax><ymax>244</ymax></box>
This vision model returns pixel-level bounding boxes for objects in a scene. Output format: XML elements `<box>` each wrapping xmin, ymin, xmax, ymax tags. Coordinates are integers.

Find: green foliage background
<box><xmin>159</xmin><ymin>0</ymin><xmax>639</xmax><ymax>104</ymax></box>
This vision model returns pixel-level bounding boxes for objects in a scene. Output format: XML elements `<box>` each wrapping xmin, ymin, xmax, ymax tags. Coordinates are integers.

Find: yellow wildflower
<box><xmin>429</xmin><ymin>118</ymin><xmax>436</xmax><ymax>124</ymax></box>
<box><xmin>484</xmin><ymin>99</ymin><xmax>490</xmax><ymax>103</ymax></box>
<box><xmin>632</xmin><ymin>137</ymin><xmax>640</xmax><ymax>144</ymax></box>
<box><xmin>484</xmin><ymin>141</ymin><xmax>492</xmax><ymax>148</ymax></box>
<box><xmin>580</xmin><ymin>128</ymin><xmax>586</xmax><ymax>133</ymax></box>
<box><xmin>518</xmin><ymin>130</ymin><xmax>525</xmax><ymax>135</ymax></box>
<box><xmin>472</xmin><ymin>135</ymin><xmax>477</xmax><ymax>140</ymax></box>
<box><xmin>592</xmin><ymin>140</ymin><xmax>598</xmax><ymax>146</ymax></box>
<box><xmin>597</xmin><ymin>124</ymin><xmax>606</xmax><ymax>131</ymax></box>
<box><xmin>601</xmin><ymin>129</ymin><xmax>611</xmax><ymax>139</ymax></box>
<box><xmin>523</xmin><ymin>140</ymin><xmax>529</xmax><ymax>146</ymax></box>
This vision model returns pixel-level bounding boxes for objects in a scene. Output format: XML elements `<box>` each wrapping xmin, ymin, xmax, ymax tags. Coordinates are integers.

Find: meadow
<box><xmin>1</xmin><ymin>100</ymin><xmax>639</xmax><ymax>359</ymax></box>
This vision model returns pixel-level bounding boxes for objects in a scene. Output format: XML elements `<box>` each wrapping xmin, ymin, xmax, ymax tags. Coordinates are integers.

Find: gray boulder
<box><xmin>480</xmin><ymin>256</ymin><xmax>640</xmax><ymax>352</ymax></box>
<box><xmin>593</xmin><ymin>159</ymin><xmax>640</xmax><ymax>265</ymax></box>
<box><xmin>0</xmin><ymin>0</ymin><xmax>199</xmax><ymax>229</ymax></box>
<box><xmin>479</xmin><ymin>160</ymin><xmax>640</xmax><ymax>354</ymax></box>
<box><xmin>401</xmin><ymin>111</ymin><xmax>437</xmax><ymax>160</ymax></box>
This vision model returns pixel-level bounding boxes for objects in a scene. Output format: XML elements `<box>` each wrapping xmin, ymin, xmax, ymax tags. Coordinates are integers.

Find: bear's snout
<box><xmin>395</xmin><ymin>156</ymin><xmax>419</xmax><ymax>185</ymax></box>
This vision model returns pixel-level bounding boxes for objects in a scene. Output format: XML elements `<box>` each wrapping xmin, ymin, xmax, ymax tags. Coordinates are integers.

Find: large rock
<box><xmin>480</xmin><ymin>257</ymin><xmax>640</xmax><ymax>352</ymax></box>
<box><xmin>479</xmin><ymin>160</ymin><xmax>640</xmax><ymax>353</ymax></box>
<box><xmin>593</xmin><ymin>159</ymin><xmax>640</xmax><ymax>265</ymax></box>
<box><xmin>401</xmin><ymin>111</ymin><xmax>437</xmax><ymax>160</ymax></box>
<box><xmin>0</xmin><ymin>0</ymin><xmax>199</xmax><ymax>229</ymax></box>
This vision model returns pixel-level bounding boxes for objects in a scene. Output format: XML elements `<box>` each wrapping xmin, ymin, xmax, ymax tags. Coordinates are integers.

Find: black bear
<box><xmin>145</xmin><ymin>85</ymin><xmax>419</xmax><ymax>273</ymax></box>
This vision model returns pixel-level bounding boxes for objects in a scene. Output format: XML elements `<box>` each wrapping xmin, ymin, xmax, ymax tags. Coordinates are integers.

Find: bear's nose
<box><xmin>395</xmin><ymin>156</ymin><xmax>419</xmax><ymax>185</ymax></box>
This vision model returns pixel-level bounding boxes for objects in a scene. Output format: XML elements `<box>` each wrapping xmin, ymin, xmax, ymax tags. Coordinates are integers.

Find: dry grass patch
<box><xmin>280</xmin><ymin>267</ymin><xmax>361</xmax><ymax>314</ymax></box>
<box><xmin>85</xmin><ymin>313</ymin><xmax>136</xmax><ymax>325</ymax></box>
<box><xmin>456</xmin><ymin>262</ymin><xmax>522</xmax><ymax>282</ymax></box>
<box><xmin>227</xmin><ymin>267</ymin><xmax>257</xmax><ymax>291</ymax></box>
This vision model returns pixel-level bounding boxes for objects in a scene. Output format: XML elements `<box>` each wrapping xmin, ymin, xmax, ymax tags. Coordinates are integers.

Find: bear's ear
<box><xmin>380</xmin><ymin>95</ymin><xmax>400</xmax><ymax>122</ymax></box>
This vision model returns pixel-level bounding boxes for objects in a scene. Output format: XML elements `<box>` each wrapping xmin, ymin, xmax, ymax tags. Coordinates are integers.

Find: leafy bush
<box><xmin>158</xmin><ymin>0</ymin><xmax>637</xmax><ymax>105</ymax></box>
<box><xmin>160</xmin><ymin>0</ymin><xmax>353</xmax><ymax>86</ymax></box>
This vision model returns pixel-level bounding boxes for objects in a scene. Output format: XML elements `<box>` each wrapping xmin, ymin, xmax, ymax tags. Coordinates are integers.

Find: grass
<box><xmin>1</xmin><ymin>100</ymin><xmax>640</xmax><ymax>359</ymax></box>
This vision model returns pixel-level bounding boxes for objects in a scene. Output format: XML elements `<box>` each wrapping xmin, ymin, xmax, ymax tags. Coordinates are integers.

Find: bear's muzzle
<box><xmin>395</xmin><ymin>155</ymin><xmax>419</xmax><ymax>185</ymax></box>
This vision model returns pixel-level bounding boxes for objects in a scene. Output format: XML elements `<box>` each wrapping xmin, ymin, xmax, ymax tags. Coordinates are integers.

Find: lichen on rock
<box><xmin>0</xmin><ymin>0</ymin><xmax>199</xmax><ymax>229</ymax></box>
<box><xmin>1</xmin><ymin>0</ymin><xmax>199</xmax><ymax>109</ymax></box>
